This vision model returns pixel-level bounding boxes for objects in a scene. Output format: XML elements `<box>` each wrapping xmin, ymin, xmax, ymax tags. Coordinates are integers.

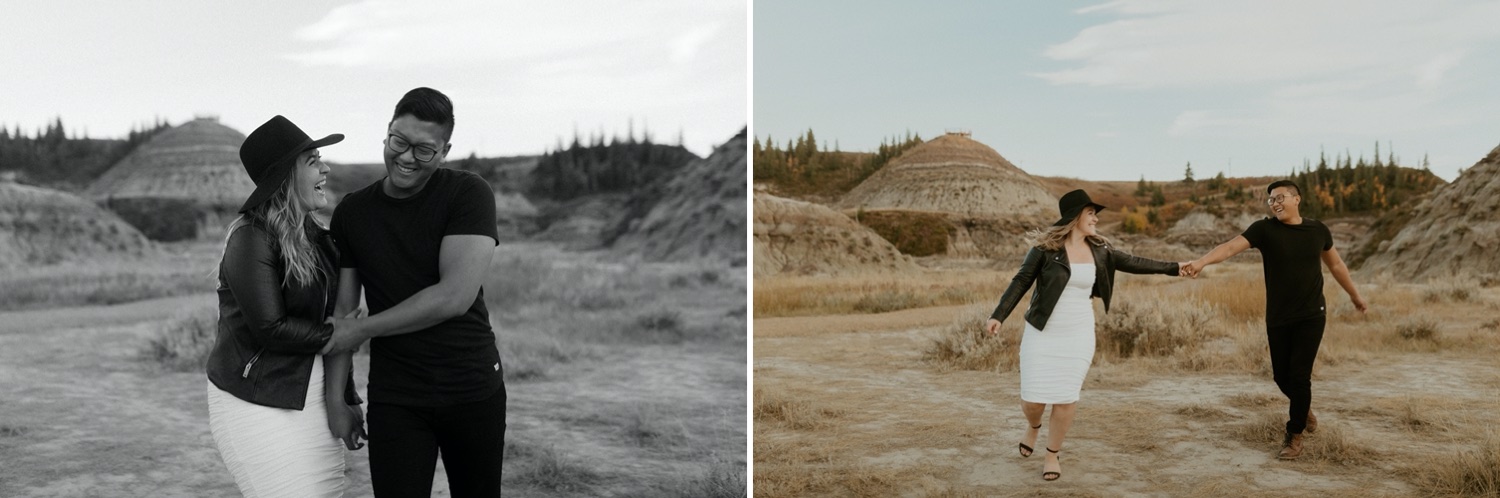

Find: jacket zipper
<box><xmin>242</xmin><ymin>348</ymin><xmax>265</xmax><ymax>378</ymax></box>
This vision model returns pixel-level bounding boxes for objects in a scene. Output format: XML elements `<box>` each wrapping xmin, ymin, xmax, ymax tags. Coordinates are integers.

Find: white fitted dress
<box><xmin>1018</xmin><ymin>263</ymin><xmax>1096</xmax><ymax>404</ymax></box>
<box><xmin>206</xmin><ymin>355</ymin><xmax>347</xmax><ymax>498</ymax></box>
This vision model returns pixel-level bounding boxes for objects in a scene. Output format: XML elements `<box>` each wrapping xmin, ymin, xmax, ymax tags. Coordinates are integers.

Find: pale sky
<box><xmin>2</xmin><ymin>1</ymin><xmax>746</xmax><ymax>163</ymax></box>
<box><xmin>754</xmin><ymin>0</ymin><xmax>1500</xmax><ymax>182</ymax></box>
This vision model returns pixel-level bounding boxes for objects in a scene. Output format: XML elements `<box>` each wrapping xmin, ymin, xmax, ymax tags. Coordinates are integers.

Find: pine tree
<box><xmin>1183</xmin><ymin>162</ymin><xmax>1195</xmax><ymax>185</ymax></box>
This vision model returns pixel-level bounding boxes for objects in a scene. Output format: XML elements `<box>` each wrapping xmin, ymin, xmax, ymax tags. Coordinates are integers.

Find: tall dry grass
<box><xmin>141</xmin><ymin>306</ymin><xmax>218</xmax><ymax>372</ymax></box>
<box><xmin>1408</xmin><ymin>432</ymin><xmax>1500</xmax><ymax>497</ymax></box>
<box><xmin>754</xmin><ymin>271</ymin><xmax>1002</xmax><ymax>317</ymax></box>
<box><xmin>0</xmin><ymin>244</ymin><xmax>218</xmax><ymax>311</ymax></box>
<box><xmin>922</xmin><ymin>305</ymin><xmax>1020</xmax><ymax>372</ymax></box>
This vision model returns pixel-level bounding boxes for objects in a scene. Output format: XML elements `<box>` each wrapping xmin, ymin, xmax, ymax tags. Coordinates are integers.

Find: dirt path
<box><xmin>0</xmin><ymin>294</ymin><xmax>746</xmax><ymax>497</ymax></box>
<box><xmin>753</xmin><ymin>307</ymin><xmax>1500</xmax><ymax>497</ymax></box>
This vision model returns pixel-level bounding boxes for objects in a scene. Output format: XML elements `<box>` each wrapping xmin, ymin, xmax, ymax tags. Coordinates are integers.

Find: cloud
<box><xmin>1038</xmin><ymin>0</ymin><xmax>1500</xmax><ymax>138</ymax></box>
<box><xmin>286</xmin><ymin>0</ymin><xmax>738</xmax><ymax>69</ymax></box>
<box><xmin>1034</xmin><ymin>0</ymin><xmax>1500</xmax><ymax>89</ymax></box>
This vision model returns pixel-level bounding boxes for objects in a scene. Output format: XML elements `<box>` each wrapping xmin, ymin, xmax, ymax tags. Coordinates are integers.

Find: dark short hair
<box><xmin>1266</xmin><ymin>180</ymin><xmax>1301</xmax><ymax>196</ymax></box>
<box><xmin>391</xmin><ymin>87</ymin><xmax>455</xmax><ymax>141</ymax></box>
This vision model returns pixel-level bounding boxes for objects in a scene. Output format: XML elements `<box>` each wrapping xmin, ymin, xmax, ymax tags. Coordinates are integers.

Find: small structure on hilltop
<box><xmin>1358</xmin><ymin>142</ymin><xmax>1500</xmax><ymax>281</ymax></box>
<box><xmin>86</xmin><ymin>117</ymin><xmax>251</xmax><ymax>241</ymax></box>
<box><xmin>835</xmin><ymin>132</ymin><xmax>1057</xmax><ymax>261</ymax></box>
<box><xmin>0</xmin><ymin>182</ymin><xmax>153</xmax><ymax>268</ymax></box>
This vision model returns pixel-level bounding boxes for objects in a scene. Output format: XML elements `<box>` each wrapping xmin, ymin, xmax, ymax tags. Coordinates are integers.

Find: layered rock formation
<box><xmin>755</xmin><ymin>191</ymin><xmax>914</xmax><ymax>276</ymax></box>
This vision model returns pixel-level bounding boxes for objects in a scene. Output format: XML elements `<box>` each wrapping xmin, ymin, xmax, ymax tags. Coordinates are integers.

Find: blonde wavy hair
<box><xmin>222</xmin><ymin>164</ymin><xmax>327</xmax><ymax>289</ymax></box>
<box><xmin>1025</xmin><ymin>212</ymin><xmax>1110</xmax><ymax>251</ymax></box>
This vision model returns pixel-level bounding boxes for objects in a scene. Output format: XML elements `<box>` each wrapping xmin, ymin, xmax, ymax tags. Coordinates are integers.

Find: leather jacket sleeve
<box><xmin>1107</xmin><ymin>246</ymin><xmax>1180</xmax><ymax>276</ymax></box>
<box><xmin>991</xmin><ymin>247</ymin><xmax>1045</xmax><ymax>322</ymax></box>
<box><xmin>222</xmin><ymin>225</ymin><xmax>334</xmax><ymax>354</ymax></box>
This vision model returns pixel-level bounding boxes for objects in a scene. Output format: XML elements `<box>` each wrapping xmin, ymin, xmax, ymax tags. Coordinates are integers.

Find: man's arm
<box><xmin>1186</xmin><ymin>235</ymin><xmax>1252</xmax><ymax>275</ymax></box>
<box><xmin>1320</xmin><ymin>246</ymin><xmax>1368</xmax><ymax>313</ymax></box>
<box><xmin>325</xmin><ymin>235</ymin><xmax>494</xmax><ymax>352</ymax></box>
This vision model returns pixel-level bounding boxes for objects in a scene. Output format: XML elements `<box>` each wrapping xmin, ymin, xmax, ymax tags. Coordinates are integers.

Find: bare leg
<box><xmin>1044</xmin><ymin>402</ymin><xmax>1077</xmax><ymax>478</ymax></box>
<box><xmin>1020</xmin><ymin>401</ymin><xmax>1045</xmax><ymax>456</ymax></box>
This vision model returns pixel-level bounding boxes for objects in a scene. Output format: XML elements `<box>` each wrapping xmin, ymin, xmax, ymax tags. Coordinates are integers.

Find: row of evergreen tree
<box><xmin>751</xmin><ymin>129</ymin><xmax>925</xmax><ymax>198</ymax></box>
<box><xmin>529</xmin><ymin>129</ymin><xmax>698</xmax><ymax>200</ymax></box>
<box><xmin>1287</xmin><ymin>146</ymin><xmax>1442</xmax><ymax>218</ymax></box>
<box><xmin>1132</xmin><ymin>143</ymin><xmax>1443</xmax><ymax>221</ymax></box>
<box><xmin>0</xmin><ymin>117</ymin><xmax>171</xmax><ymax>190</ymax></box>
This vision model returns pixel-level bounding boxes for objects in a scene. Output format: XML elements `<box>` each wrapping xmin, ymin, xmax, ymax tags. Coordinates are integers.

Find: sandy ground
<box><xmin>0</xmin><ymin>290</ymin><xmax>746</xmax><ymax>497</ymax></box>
<box><xmin>753</xmin><ymin>305</ymin><xmax>1500</xmax><ymax>497</ymax></box>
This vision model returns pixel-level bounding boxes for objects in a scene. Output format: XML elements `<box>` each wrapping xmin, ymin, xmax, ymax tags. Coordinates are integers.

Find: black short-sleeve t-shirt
<box><xmin>330</xmin><ymin>167</ymin><xmax>501</xmax><ymax>407</ymax></box>
<box><xmin>1241</xmin><ymin>217</ymin><xmax>1333</xmax><ymax>327</ymax></box>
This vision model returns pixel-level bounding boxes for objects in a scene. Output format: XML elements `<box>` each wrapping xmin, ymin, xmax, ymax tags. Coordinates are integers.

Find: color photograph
<box><xmin>753</xmin><ymin>1</ymin><xmax>1500</xmax><ymax>496</ymax></box>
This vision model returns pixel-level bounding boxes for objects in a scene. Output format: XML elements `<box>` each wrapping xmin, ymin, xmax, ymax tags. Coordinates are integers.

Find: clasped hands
<box><xmin>1178</xmin><ymin>260</ymin><xmax>1204</xmax><ymax>278</ymax></box>
<box><xmin>320</xmin><ymin>307</ymin><xmax>368</xmax><ymax>355</ymax></box>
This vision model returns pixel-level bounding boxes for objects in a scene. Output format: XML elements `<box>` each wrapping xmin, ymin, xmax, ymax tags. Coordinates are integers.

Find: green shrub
<box><xmin>857</xmin><ymin>210</ymin><xmax>952</xmax><ymax>257</ymax></box>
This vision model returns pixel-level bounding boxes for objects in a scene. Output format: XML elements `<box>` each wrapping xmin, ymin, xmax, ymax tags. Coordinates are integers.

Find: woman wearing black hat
<box><xmin>204</xmin><ymin>115</ymin><xmax>363</xmax><ymax>497</ymax></box>
<box><xmin>984</xmin><ymin>189</ymin><xmax>1187</xmax><ymax>481</ymax></box>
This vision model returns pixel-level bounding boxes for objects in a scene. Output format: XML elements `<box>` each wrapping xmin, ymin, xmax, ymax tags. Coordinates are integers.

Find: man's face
<box><xmin>1267</xmin><ymin>186</ymin><xmax>1300</xmax><ymax>221</ymax></box>
<box><xmin>382</xmin><ymin>114</ymin><xmax>451</xmax><ymax>198</ymax></box>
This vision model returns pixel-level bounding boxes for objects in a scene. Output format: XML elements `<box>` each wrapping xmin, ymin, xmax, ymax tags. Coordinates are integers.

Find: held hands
<box><xmin>320</xmin><ymin>307</ymin><xmax>368</xmax><ymax>355</ymax></box>
<box><xmin>1179</xmin><ymin>260</ymin><xmax>1203</xmax><ymax>278</ymax></box>
<box><xmin>326</xmin><ymin>402</ymin><xmax>367</xmax><ymax>450</ymax></box>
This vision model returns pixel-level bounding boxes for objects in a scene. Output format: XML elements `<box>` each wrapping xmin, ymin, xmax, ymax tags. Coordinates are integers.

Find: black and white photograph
<box><xmin>0</xmin><ymin>1</ymin><xmax>746</xmax><ymax>496</ymax></box>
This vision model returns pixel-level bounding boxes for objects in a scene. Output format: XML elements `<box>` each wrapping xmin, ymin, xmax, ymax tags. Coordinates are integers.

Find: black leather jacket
<box><xmin>990</xmin><ymin>241</ymin><xmax>1178</xmax><ymax>331</ymax></box>
<box><xmin>206</xmin><ymin>218</ymin><xmax>359</xmax><ymax>410</ymax></box>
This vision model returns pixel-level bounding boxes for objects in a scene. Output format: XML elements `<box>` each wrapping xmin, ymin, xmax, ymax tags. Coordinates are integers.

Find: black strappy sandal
<box><xmin>1018</xmin><ymin>423</ymin><xmax>1042</xmax><ymax>457</ymax></box>
<box><xmin>1042</xmin><ymin>447</ymin><xmax>1062</xmax><ymax>481</ymax></box>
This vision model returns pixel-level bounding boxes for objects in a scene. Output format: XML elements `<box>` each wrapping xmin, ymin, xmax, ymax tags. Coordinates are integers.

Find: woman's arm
<box><xmin>324</xmin><ymin>269</ymin><xmax>361</xmax><ymax>406</ymax></box>
<box><xmin>1108</xmin><ymin>247</ymin><xmax>1182</xmax><ymax>276</ymax></box>
<box><xmin>988</xmin><ymin>248</ymin><xmax>1045</xmax><ymax>326</ymax></box>
<box><xmin>324</xmin><ymin>268</ymin><xmax>364</xmax><ymax>449</ymax></box>
<box><xmin>221</xmin><ymin>225</ymin><xmax>333</xmax><ymax>353</ymax></box>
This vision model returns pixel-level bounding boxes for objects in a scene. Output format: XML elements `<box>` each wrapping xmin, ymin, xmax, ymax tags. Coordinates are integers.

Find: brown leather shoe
<box><xmin>1278</xmin><ymin>432</ymin><xmax>1304</xmax><ymax>460</ymax></box>
<box><xmin>1305</xmin><ymin>410</ymin><xmax>1318</xmax><ymax>434</ymax></box>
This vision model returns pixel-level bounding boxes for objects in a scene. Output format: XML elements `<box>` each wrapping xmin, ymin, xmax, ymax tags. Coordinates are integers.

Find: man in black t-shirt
<box><xmin>322</xmin><ymin>87</ymin><xmax>505</xmax><ymax>496</ymax></box>
<box><xmin>1185</xmin><ymin>180</ymin><xmax>1367</xmax><ymax>461</ymax></box>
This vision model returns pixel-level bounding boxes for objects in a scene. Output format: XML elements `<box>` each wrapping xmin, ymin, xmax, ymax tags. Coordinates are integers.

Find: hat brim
<box><xmin>238</xmin><ymin>133</ymin><xmax>345</xmax><ymax>213</ymax></box>
<box><xmin>1052</xmin><ymin>202</ymin><xmax>1107</xmax><ymax>227</ymax></box>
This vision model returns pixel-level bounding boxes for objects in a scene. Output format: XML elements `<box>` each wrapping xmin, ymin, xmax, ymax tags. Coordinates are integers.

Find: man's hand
<box><xmin>1351</xmin><ymin>295</ymin><xmax>1368</xmax><ymax>313</ymax></box>
<box><xmin>984</xmin><ymin>318</ymin><xmax>1001</xmax><ymax>336</ymax></box>
<box><xmin>320</xmin><ymin>308</ymin><xmax>367</xmax><ymax>355</ymax></box>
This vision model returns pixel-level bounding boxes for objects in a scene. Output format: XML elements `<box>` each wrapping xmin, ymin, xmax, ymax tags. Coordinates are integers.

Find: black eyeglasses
<box><xmin>386</xmin><ymin>134</ymin><xmax>441</xmax><ymax>162</ymax></box>
<box><xmin>1265</xmin><ymin>194</ymin><xmax>1297</xmax><ymax>206</ymax></box>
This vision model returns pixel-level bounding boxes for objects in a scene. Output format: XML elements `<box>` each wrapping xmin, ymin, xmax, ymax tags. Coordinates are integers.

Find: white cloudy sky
<box><xmin>756</xmin><ymin>0</ymin><xmax>1500</xmax><ymax>181</ymax></box>
<box><xmin>2</xmin><ymin>1</ymin><xmax>746</xmax><ymax>163</ymax></box>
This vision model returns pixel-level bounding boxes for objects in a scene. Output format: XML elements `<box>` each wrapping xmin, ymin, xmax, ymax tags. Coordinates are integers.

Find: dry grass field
<box><xmin>0</xmin><ymin>242</ymin><xmax>746</xmax><ymax>497</ymax></box>
<box><xmin>0</xmin><ymin>240</ymin><xmax>220</xmax><ymax>312</ymax></box>
<box><xmin>753</xmin><ymin>264</ymin><xmax>1500</xmax><ymax>497</ymax></box>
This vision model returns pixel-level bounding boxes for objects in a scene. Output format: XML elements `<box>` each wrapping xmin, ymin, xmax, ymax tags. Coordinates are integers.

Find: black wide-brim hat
<box><xmin>238</xmin><ymin>115</ymin><xmax>344</xmax><ymax>213</ymax></box>
<box><xmin>1053</xmin><ymin>189</ymin><xmax>1107</xmax><ymax>227</ymax></box>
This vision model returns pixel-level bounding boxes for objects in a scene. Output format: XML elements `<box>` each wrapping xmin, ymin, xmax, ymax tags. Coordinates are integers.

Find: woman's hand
<box><xmin>984</xmin><ymin>318</ymin><xmax>1002</xmax><ymax>336</ymax></box>
<box><xmin>326</xmin><ymin>402</ymin><xmax>366</xmax><ymax>450</ymax></box>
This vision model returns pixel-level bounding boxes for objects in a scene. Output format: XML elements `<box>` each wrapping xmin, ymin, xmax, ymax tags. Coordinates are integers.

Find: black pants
<box><xmin>1266</xmin><ymin>315</ymin><xmax>1325</xmax><ymax>435</ymax></box>
<box><xmin>368</xmin><ymin>386</ymin><xmax>507</xmax><ymax>497</ymax></box>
